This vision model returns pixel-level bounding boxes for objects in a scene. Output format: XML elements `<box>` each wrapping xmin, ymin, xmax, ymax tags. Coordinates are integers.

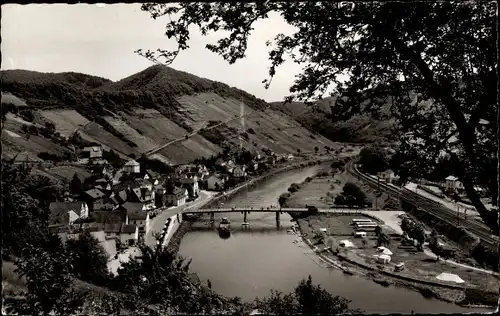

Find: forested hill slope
<box><xmin>270</xmin><ymin>95</ymin><xmax>398</xmax><ymax>144</ymax></box>
<box><xmin>1</xmin><ymin>66</ymin><xmax>340</xmax><ymax>165</ymax></box>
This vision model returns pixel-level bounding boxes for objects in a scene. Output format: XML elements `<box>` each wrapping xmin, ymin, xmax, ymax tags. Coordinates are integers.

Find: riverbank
<box><xmin>281</xmin><ymin>164</ymin><xmax>498</xmax><ymax>308</ymax></box>
<box><xmin>292</xmin><ymin>213</ymin><xmax>498</xmax><ymax>308</ymax></box>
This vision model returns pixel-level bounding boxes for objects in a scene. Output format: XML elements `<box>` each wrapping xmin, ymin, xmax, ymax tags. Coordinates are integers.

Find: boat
<box><xmin>219</xmin><ymin>217</ymin><xmax>231</xmax><ymax>231</ymax></box>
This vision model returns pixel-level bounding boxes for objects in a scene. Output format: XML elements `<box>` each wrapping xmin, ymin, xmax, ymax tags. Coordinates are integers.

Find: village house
<box><xmin>129</xmin><ymin>186</ymin><xmax>156</xmax><ymax>210</ymax></box>
<box><xmin>207</xmin><ymin>173</ymin><xmax>226</xmax><ymax>191</ymax></box>
<box><xmin>120</xmin><ymin>223</ymin><xmax>139</xmax><ymax>246</ymax></box>
<box><xmin>177</xmin><ymin>175</ymin><xmax>199</xmax><ymax>198</ymax></box>
<box><xmin>90</xmin><ymin>165</ymin><xmax>114</xmax><ymax>179</ymax></box>
<box><xmin>153</xmin><ymin>182</ymin><xmax>168</xmax><ymax>208</ymax></box>
<box><xmin>94</xmin><ymin>178</ymin><xmax>112</xmax><ymax>192</ymax></box>
<box><xmin>92</xmin><ymin>209</ymin><xmax>128</xmax><ymax>224</ymax></box>
<box><xmin>248</xmin><ymin>161</ymin><xmax>259</xmax><ymax>172</ymax></box>
<box><xmin>48</xmin><ymin>201</ymin><xmax>89</xmax><ymax>227</ymax></box>
<box><xmin>165</xmin><ymin>187</ymin><xmax>188</xmax><ymax>207</ymax></box>
<box><xmin>215</xmin><ymin>158</ymin><xmax>226</xmax><ymax>167</ymax></box>
<box><xmin>379</xmin><ymin>170</ymin><xmax>399</xmax><ymax>184</ymax></box>
<box><xmin>445</xmin><ymin>175</ymin><xmax>464</xmax><ymax>193</ymax></box>
<box><xmin>232</xmin><ymin>166</ymin><xmax>247</xmax><ymax>179</ymax></box>
<box><xmin>110</xmin><ymin>182</ymin><xmax>131</xmax><ymax>205</ymax></box>
<box><xmin>82</xmin><ymin>188</ymin><xmax>107</xmax><ymax>212</ymax></box>
<box><xmin>104</xmin><ymin>223</ymin><xmax>122</xmax><ymax>239</ymax></box>
<box><xmin>103</xmin><ymin>223</ymin><xmax>139</xmax><ymax>246</ymax></box>
<box><xmin>130</xmin><ymin>178</ymin><xmax>153</xmax><ymax>191</ymax></box>
<box><xmin>119</xmin><ymin>202</ymin><xmax>150</xmax><ymax>234</ymax></box>
<box><xmin>144</xmin><ymin>169</ymin><xmax>161</xmax><ymax>185</ymax></box>
<box><xmin>93</xmin><ymin>197</ymin><xmax>116</xmax><ymax>212</ymax></box>
<box><xmin>79</xmin><ymin>146</ymin><xmax>103</xmax><ymax>164</ymax></box>
<box><xmin>266</xmin><ymin>156</ymin><xmax>277</xmax><ymax>165</ymax></box>
<box><xmin>124</xmin><ymin>159</ymin><xmax>141</xmax><ymax>174</ymax></box>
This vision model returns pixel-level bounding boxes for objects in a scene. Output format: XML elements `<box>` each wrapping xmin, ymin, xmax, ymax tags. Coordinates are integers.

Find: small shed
<box><xmin>376</xmin><ymin>254</ymin><xmax>391</xmax><ymax>264</ymax></box>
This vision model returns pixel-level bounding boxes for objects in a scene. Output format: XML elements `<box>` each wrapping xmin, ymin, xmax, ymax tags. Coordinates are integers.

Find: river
<box><xmin>178</xmin><ymin>163</ymin><xmax>493</xmax><ymax>314</ymax></box>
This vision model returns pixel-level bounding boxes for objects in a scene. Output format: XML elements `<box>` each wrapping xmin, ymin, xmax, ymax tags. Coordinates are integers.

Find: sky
<box><xmin>1</xmin><ymin>3</ymin><xmax>305</xmax><ymax>102</ymax></box>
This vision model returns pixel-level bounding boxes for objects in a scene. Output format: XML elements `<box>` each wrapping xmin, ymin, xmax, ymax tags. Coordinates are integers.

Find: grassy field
<box><xmin>47</xmin><ymin>165</ymin><xmax>92</xmax><ymax>182</ymax></box>
<box><xmin>286</xmin><ymin>167</ymin><xmax>398</xmax><ymax>210</ymax></box>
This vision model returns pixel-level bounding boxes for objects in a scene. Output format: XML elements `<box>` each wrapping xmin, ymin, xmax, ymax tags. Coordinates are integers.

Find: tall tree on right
<box><xmin>139</xmin><ymin>2</ymin><xmax>498</xmax><ymax>233</ymax></box>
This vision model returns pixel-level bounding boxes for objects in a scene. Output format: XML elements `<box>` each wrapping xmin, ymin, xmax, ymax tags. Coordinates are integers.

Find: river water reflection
<box><xmin>178</xmin><ymin>164</ymin><xmax>493</xmax><ymax>314</ymax></box>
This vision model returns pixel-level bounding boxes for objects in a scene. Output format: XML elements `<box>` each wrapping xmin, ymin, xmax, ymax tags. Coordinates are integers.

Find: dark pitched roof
<box><xmin>104</xmin><ymin>223</ymin><xmax>122</xmax><ymax>233</ymax></box>
<box><xmin>146</xmin><ymin>169</ymin><xmax>160</xmax><ymax>179</ymax></box>
<box><xmin>93</xmin><ymin>198</ymin><xmax>116</xmax><ymax>212</ymax></box>
<box><xmin>84</xmin><ymin>189</ymin><xmax>106</xmax><ymax>200</ymax></box>
<box><xmin>92</xmin><ymin>209</ymin><xmax>127</xmax><ymax>224</ymax></box>
<box><xmin>112</xmin><ymin>182</ymin><xmax>131</xmax><ymax>194</ymax></box>
<box><xmin>130</xmin><ymin>178</ymin><xmax>152</xmax><ymax>188</ymax></box>
<box><xmin>121</xmin><ymin>224</ymin><xmax>138</xmax><ymax>234</ymax></box>
<box><xmin>120</xmin><ymin>202</ymin><xmax>144</xmax><ymax>213</ymax></box>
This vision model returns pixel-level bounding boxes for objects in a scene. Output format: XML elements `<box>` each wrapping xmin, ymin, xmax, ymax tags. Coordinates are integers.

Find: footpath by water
<box><xmin>177</xmin><ymin>164</ymin><xmax>494</xmax><ymax>314</ymax></box>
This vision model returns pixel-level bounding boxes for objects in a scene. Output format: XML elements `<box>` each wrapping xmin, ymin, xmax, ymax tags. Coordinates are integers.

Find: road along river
<box><xmin>178</xmin><ymin>163</ymin><xmax>493</xmax><ymax>314</ymax></box>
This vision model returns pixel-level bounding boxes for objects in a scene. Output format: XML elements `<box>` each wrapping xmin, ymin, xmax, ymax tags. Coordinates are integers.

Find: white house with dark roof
<box><xmin>165</xmin><ymin>187</ymin><xmax>188</xmax><ymax>207</ymax></box>
<box><xmin>120</xmin><ymin>202</ymin><xmax>150</xmax><ymax>234</ymax></box>
<box><xmin>124</xmin><ymin>160</ymin><xmax>140</xmax><ymax>174</ymax></box>
<box><xmin>120</xmin><ymin>224</ymin><xmax>139</xmax><ymax>245</ymax></box>
<box><xmin>445</xmin><ymin>175</ymin><xmax>463</xmax><ymax>192</ymax></box>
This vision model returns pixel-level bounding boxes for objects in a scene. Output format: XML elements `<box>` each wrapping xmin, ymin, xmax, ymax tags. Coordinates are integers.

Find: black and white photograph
<box><xmin>1</xmin><ymin>2</ymin><xmax>498</xmax><ymax>315</ymax></box>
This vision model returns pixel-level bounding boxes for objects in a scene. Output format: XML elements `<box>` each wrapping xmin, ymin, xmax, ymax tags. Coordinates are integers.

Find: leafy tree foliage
<box><xmin>400</xmin><ymin>217</ymin><xmax>426</xmax><ymax>251</ymax></box>
<box><xmin>5</xmin><ymin>235</ymin><xmax>84</xmax><ymax>316</ymax></box>
<box><xmin>1</xmin><ymin>161</ymin><xmax>50</xmax><ymax>256</ymax></box>
<box><xmin>359</xmin><ymin>145</ymin><xmax>390</xmax><ymax>175</ymax></box>
<box><xmin>140</xmin><ymin>2</ymin><xmax>498</xmax><ymax>233</ymax></box>
<box><xmin>66</xmin><ymin>230</ymin><xmax>111</xmax><ymax>285</ymax></box>
<box><xmin>69</xmin><ymin>173</ymin><xmax>83</xmax><ymax>194</ymax></box>
<box><xmin>254</xmin><ymin>275</ymin><xmax>357</xmax><ymax>315</ymax></box>
<box><xmin>377</xmin><ymin>232</ymin><xmax>391</xmax><ymax>247</ymax></box>
<box><xmin>335</xmin><ymin>182</ymin><xmax>367</xmax><ymax>208</ymax></box>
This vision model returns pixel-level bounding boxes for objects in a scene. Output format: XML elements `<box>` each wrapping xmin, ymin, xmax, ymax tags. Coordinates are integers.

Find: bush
<box><xmin>279</xmin><ymin>192</ymin><xmax>291</xmax><ymax>207</ymax></box>
<box><xmin>288</xmin><ymin>183</ymin><xmax>301</xmax><ymax>193</ymax></box>
<box><xmin>27</xmin><ymin>125</ymin><xmax>39</xmax><ymax>135</ymax></box>
<box><xmin>247</xmin><ymin>128</ymin><xmax>255</xmax><ymax>134</ymax></box>
<box><xmin>19</xmin><ymin>109</ymin><xmax>35</xmax><ymax>122</ymax></box>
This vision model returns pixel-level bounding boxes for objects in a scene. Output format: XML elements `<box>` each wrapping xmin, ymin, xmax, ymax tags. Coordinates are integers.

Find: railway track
<box><xmin>345</xmin><ymin>160</ymin><xmax>496</xmax><ymax>248</ymax></box>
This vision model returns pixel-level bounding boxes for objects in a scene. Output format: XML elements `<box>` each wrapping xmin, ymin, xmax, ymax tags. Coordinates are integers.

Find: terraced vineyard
<box><xmin>40</xmin><ymin>110</ymin><xmax>90</xmax><ymax>138</ymax></box>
